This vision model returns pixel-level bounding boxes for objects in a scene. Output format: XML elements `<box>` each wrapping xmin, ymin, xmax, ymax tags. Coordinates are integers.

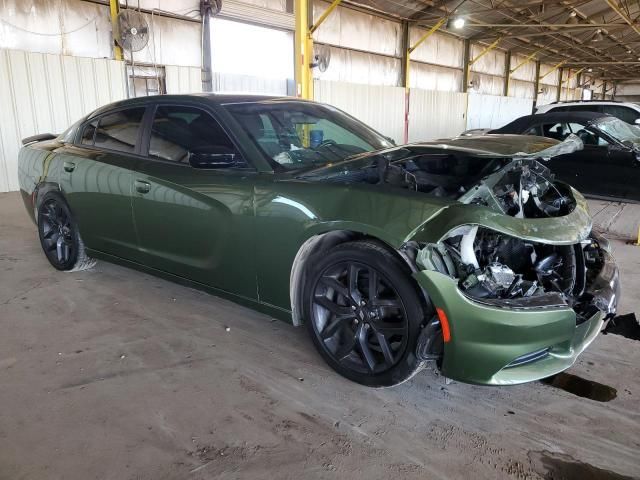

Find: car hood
<box><xmin>293</xmin><ymin>135</ymin><xmax>591</xmax><ymax>247</ymax></box>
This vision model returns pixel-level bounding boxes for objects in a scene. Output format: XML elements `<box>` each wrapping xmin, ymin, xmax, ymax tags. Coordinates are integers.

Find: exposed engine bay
<box><xmin>416</xmin><ymin>226</ymin><xmax>610</xmax><ymax>321</ymax></box>
<box><xmin>310</xmin><ymin>147</ymin><xmax>576</xmax><ymax>219</ymax></box>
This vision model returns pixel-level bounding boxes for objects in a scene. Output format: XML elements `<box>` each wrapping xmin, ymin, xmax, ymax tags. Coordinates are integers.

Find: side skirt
<box><xmin>86</xmin><ymin>248</ymin><xmax>295</xmax><ymax>324</ymax></box>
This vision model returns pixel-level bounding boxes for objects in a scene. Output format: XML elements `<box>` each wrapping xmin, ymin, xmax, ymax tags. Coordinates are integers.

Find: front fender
<box><xmin>408</xmin><ymin>188</ymin><xmax>592</xmax><ymax>246</ymax></box>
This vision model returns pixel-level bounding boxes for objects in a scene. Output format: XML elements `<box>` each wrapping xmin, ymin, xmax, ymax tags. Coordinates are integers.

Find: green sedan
<box><xmin>18</xmin><ymin>95</ymin><xmax>620</xmax><ymax>387</ymax></box>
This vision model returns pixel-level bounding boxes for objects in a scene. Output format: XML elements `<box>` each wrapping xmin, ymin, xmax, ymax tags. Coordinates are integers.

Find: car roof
<box><xmin>491</xmin><ymin>111</ymin><xmax>611</xmax><ymax>133</ymax></box>
<box><xmin>86</xmin><ymin>93</ymin><xmax>301</xmax><ymax>119</ymax></box>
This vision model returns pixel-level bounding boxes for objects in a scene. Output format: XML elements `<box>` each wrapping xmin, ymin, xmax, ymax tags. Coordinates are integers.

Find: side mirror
<box><xmin>634</xmin><ymin>118</ymin><xmax>640</xmax><ymax>125</ymax></box>
<box><xmin>189</xmin><ymin>147</ymin><xmax>240</xmax><ymax>169</ymax></box>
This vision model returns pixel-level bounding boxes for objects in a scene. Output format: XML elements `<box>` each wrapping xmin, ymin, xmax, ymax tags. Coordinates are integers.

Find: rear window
<box><xmin>81</xmin><ymin>107</ymin><xmax>146</xmax><ymax>153</ymax></box>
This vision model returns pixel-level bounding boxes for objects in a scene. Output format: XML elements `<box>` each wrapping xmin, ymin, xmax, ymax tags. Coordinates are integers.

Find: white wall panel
<box><xmin>409</xmin><ymin>62</ymin><xmax>462</xmax><ymax>92</ymax></box>
<box><xmin>469</xmin><ymin>73</ymin><xmax>503</xmax><ymax>96</ymax></box>
<box><xmin>509</xmin><ymin>79</ymin><xmax>535</xmax><ymax>99</ymax></box>
<box><xmin>536</xmin><ymin>84</ymin><xmax>557</xmax><ymax>106</ymax></box>
<box><xmin>408</xmin><ymin>29</ymin><xmax>463</xmax><ymax>68</ymax></box>
<box><xmin>314</xmin><ymin>45</ymin><xmax>400</xmax><ymax>86</ymax></box>
<box><xmin>0</xmin><ymin>0</ymin><xmax>112</xmax><ymax>58</ymax></box>
<box><xmin>409</xmin><ymin>89</ymin><xmax>468</xmax><ymax>141</ymax></box>
<box><xmin>0</xmin><ymin>49</ymin><xmax>126</xmax><ymax>192</ymax></box>
<box><xmin>216</xmin><ymin>73</ymin><xmax>287</xmax><ymax>95</ymax></box>
<box><xmin>539</xmin><ymin>63</ymin><xmax>560</xmax><ymax>85</ymax></box>
<box><xmin>510</xmin><ymin>54</ymin><xmax>536</xmax><ymax>82</ymax></box>
<box><xmin>165</xmin><ymin>65</ymin><xmax>201</xmax><ymax>93</ymax></box>
<box><xmin>466</xmin><ymin>94</ymin><xmax>533</xmax><ymax>130</ymax></box>
<box><xmin>312</xmin><ymin>1</ymin><xmax>401</xmax><ymax>57</ymax></box>
<box><xmin>470</xmin><ymin>44</ymin><xmax>505</xmax><ymax>76</ymax></box>
<box><xmin>314</xmin><ymin>79</ymin><xmax>405</xmax><ymax>144</ymax></box>
<box><xmin>126</xmin><ymin>13</ymin><xmax>201</xmax><ymax>68</ymax></box>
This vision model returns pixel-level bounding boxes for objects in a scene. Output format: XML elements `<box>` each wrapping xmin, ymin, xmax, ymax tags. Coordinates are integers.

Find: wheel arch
<box><xmin>33</xmin><ymin>182</ymin><xmax>64</xmax><ymax>216</ymax></box>
<box><xmin>289</xmin><ymin>229</ymin><xmax>424</xmax><ymax>327</ymax></box>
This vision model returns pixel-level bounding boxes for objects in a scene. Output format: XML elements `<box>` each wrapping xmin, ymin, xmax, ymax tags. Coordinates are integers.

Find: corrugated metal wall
<box><xmin>0</xmin><ymin>49</ymin><xmax>126</xmax><ymax>192</ymax></box>
<box><xmin>165</xmin><ymin>65</ymin><xmax>202</xmax><ymax>94</ymax></box>
<box><xmin>314</xmin><ymin>79</ymin><xmax>405</xmax><ymax>143</ymax></box>
<box><xmin>466</xmin><ymin>94</ymin><xmax>533</xmax><ymax>130</ymax></box>
<box><xmin>408</xmin><ymin>89</ymin><xmax>468</xmax><ymax>141</ymax></box>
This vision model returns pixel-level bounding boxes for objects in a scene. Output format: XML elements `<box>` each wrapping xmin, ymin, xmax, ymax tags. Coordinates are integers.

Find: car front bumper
<box><xmin>413</xmin><ymin>244</ymin><xmax>620</xmax><ymax>385</ymax></box>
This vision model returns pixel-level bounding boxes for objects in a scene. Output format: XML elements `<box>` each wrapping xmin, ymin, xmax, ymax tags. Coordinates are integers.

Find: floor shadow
<box><xmin>541</xmin><ymin>372</ymin><xmax>617</xmax><ymax>402</ymax></box>
<box><xmin>529</xmin><ymin>450</ymin><xmax>638</xmax><ymax>480</ymax></box>
<box><xmin>603</xmin><ymin>313</ymin><xmax>640</xmax><ymax>341</ymax></box>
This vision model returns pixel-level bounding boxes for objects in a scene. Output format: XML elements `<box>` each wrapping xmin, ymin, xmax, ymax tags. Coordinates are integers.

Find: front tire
<box><xmin>37</xmin><ymin>192</ymin><xmax>95</xmax><ymax>271</ymax></box>
<box><xmin>303</xmin><ymin>240</ymin><xmax>429</xmax><ymax>387</ymax></box>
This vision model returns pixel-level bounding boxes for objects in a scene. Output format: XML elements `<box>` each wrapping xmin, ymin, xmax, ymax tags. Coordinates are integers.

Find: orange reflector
<box><xmin>436</xmin><ymin>307</ymin><xmax>451</xmax><ymax>343</ymax></box>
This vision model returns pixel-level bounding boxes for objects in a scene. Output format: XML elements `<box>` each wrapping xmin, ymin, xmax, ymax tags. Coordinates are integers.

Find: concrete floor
<box><xmin>0</xmin><ymin>190</ymin><xmax>639</xmax><ymax>480</ymax></box>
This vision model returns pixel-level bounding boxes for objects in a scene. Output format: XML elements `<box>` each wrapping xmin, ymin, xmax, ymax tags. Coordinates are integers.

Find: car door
<box><xmin>545</xmin><ymin>122</ymin><xmax>627</xmax><ymax>199</ymax></box>
<box><xmin>131</xmin><ymin>103</ymin><xmax>257</xmax><ymax>300</ymax></box>
<box><xmin>58</xmin><ymin>106</ymin><xmax>146</xmax><ymax>260</ymax></box>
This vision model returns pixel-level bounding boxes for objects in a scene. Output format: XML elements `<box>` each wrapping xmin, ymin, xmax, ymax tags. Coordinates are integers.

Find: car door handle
<box><xmin>63</xmin><ymin>161</ymin><xmax>75</xmax><ymax>172</ymax></box>
<box><xmin>135</xmin><ymin>180</ymin><xmax>151</xmax><ymax>194</ymax></box>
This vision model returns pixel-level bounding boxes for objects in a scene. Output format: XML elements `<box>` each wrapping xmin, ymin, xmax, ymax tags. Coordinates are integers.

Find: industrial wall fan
<box><xmin>312</xmin><ymin>45</ymin><xmax>331</xmax><ymax>73</ymax></box>
<box><xmin>469</xmin><ymin>74</ymin><xmax>481</xmax><ymax>91</ymax></box>
<box><xmin>115</xmin><ymin>9</ymin><xmax>150</xmax><ymax>52</ymax></box>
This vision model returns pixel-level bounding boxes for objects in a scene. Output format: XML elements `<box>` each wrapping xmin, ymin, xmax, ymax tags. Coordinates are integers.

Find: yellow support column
<box><xmin>109</xmin><ymin>0</ymin><xmax>123</xmax><ymax>61</ymax></box>
<box><xmin>294</xmin><ymin>0</ymin><xmax>312</xmax><ymax>100</ymax></box>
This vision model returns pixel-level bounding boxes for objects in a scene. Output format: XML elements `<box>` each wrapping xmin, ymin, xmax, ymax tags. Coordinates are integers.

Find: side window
<box><xmin>541</xmin><ymin>122</ymin><xmax>569</xmax><ymax>140</ymax></box>
<box><xmin>550</xmin><ymin>106</ymin><xmax>571</xmax><ymax>112</ymax></box>
<box><xmin>81</xmin><ymin>119</ymin><xmax>98</xmax><ymax>146</ymax></box>
<box><xmin>148</xmin><ymin>105</ymin><xmax>244</xmax><ymax>166</ymax></box>
<box><xmin>602</xmin><ymin>105</ymin><xmax>639</xmax><ymax>125</ymax></box>
<box><xmin>94</xmin><ymin>108</ymin><xmax>145</xmax><ymax>153</ymax></box>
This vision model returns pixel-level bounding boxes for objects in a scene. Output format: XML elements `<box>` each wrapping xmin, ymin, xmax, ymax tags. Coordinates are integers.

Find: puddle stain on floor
<box><xmin>541</xmin><ymin>372</ymin><xmax>617</xmax><ymax>402</ymax></box>
<box><xmin>529</xmin><ymin>451</ymin><xmax>638</xmax><ymax>480</ymax></box>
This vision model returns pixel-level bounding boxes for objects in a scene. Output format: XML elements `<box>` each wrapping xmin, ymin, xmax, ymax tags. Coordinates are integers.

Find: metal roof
<box><xmin>345</xmin><ymin>0</ymin><xmax>640</xmax><ymax>81</ymax></box>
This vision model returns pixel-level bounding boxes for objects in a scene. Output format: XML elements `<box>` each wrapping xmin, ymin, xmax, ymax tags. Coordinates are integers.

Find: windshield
<box><xmin>223</xmin><ymin>101</ymin><xmax>392</xmax><ymax>170</ymax></box>
<box><xmin>595</xmin><ymin>117</ymin><xmax>640</xmax><ymax>143</ymax></box>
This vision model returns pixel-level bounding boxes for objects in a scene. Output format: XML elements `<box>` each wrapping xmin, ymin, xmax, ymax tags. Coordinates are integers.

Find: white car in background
<box><xmin>536</xmin><ymin>100</ymin><xmax>640</xmax><ymax>125</ymax></box>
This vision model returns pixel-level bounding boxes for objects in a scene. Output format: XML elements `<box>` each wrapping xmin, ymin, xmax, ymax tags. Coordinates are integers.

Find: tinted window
<box><xmin>81</xmin><ymin>119</ymin><xmax>97</xmax><ymax>146</ymax></box>
<box><xmin>148</xmin><ymin>106</ymin><xmax>238</xmax><ymax>164</ymax></box>
<box><xmin>550</xmin><ymin>106</ymin><xmax>571</xmax><ymax>112</ymax></box>
<box><xmin>541</xmin><ymin>122</ymin><xmax>569</xmax><ymax>140</ymax></box>
<box><xmin>602</xmin><ymin>105</ymin><xmax>640</xmax><ymax>125</ymax></box>
<box><xmin>94</xmin><ymin>108</ymin><xmax>145</xmax><ymax>153</ymax></box>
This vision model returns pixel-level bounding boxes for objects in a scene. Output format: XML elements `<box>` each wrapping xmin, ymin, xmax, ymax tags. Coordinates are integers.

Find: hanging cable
<box><xmin>0</xmin><ymin>16</ymin><xmax>97</xmax><ymax>36</ymax></box>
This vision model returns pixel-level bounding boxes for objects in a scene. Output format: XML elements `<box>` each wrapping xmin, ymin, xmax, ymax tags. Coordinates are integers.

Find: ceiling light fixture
<box><xmin>447</xmin><ymin>17</ymin><xmax>465</xmax><ymax>29</ymax></box>
<box><xmin>566</xmin><ymin>11</ymin><xmax>579</xmax><ymax>24</ymax></box>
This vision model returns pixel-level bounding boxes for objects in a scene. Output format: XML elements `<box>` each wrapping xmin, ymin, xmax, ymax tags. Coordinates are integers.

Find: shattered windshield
<box><xmin>595</xmin><ymin>117</ymin><xmax>640</xmax><ymax>144</ymax></box>
<box><xmin>223</xmin><ymin>101</ymin><xmax>392</xmax><ymax>169</ymax></box>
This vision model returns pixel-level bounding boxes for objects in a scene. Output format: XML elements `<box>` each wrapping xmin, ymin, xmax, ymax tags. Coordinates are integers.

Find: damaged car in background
<box><xmin>18</xmin><ymin>96</ymin><xmax>620</xmax><ymax>388</ymax></box>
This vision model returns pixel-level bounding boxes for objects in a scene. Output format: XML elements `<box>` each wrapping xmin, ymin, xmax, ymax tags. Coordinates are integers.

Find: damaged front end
<box><xmin>406</xmin><ymin>148</ymin><xmax>620</xmax><ymax>385</ymax></box>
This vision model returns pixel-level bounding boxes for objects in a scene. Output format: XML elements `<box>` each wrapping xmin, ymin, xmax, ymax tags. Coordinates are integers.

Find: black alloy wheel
<box><xmin>37</xmin><ymin>194</ymin><xmax>79</xmax><ymax>270</ymax></box>
<box><xmin>304</xmin><ymin>241</ymin><xmax>427</xmax><ymax>387</ymax></box>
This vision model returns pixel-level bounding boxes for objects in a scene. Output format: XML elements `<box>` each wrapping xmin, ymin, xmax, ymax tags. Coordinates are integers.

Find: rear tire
<box><xmin>303</xmin><ymin>240</ymin><xmax>429</xmax><ymax>387</ymax></box>
<box><xmin>37</xmin><ymin>192</ymin><xmax>95</xmax><ymax>272</ymax></box>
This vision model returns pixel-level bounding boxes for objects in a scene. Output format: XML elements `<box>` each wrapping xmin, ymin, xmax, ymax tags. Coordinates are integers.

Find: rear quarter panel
<box><xmin>18</xmin><ymin>140</ymin><xmax>65</xmax><ymax>222</ymax></box>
